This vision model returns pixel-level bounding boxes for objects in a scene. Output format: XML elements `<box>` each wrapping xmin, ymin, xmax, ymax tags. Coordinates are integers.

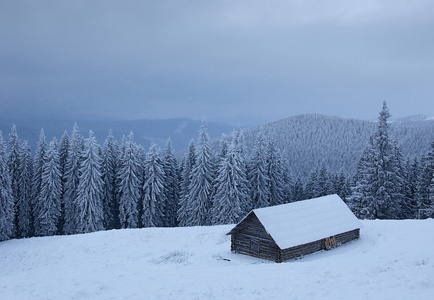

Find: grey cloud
<box><xmin>1</xmin><ymin>1</ymin><xmax>434</xmax><ymax>125</ymax></box>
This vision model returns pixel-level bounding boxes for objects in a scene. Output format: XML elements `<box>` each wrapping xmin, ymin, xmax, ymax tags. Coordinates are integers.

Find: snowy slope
<box><xmin>1</xmin><ymin>220</ymin><xmax>434</xmax><ymax>300</ymax></box>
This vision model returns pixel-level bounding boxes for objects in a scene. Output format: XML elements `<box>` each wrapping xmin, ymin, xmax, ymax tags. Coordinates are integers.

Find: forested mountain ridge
<box><xmin>240</xmin><ymin>114</ymin><xmax>434</xmax><ymax>179</ymax></box>
<box><xmin>1</xmin><ymin>113</ymin><xmax>432</xmax><ymax>180</ymax></box>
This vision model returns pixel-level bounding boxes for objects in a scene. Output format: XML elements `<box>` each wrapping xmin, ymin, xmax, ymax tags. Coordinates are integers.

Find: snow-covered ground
<box><xmin>1</xmin><ymin>220</ymin><xmax>433</xmax><ymax>300</ymax></box>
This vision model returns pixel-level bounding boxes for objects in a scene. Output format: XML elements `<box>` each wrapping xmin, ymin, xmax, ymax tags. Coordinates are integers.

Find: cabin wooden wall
<box><xmin>230</xmin><ymin>213</ymin><xmax>280</xmax><ymax>262</ymax></box>
<box><xmin>280</xmin><ymin>228</ymin><xmax>360</xmax><ymax>262</ymax></box>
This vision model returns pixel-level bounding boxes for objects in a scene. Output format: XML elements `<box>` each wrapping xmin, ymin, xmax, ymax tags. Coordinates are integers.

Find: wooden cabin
<box><xmin>227</xmin><ymin>194</ymin><xmax>362</xmax><ymax>263</ymax></box>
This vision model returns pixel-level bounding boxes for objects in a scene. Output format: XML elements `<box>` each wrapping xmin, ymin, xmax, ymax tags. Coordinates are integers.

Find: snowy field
<box><xmin>1</xmin><ymin>220</ymin><xmax>434</xmax><ymax>300</ymax></box>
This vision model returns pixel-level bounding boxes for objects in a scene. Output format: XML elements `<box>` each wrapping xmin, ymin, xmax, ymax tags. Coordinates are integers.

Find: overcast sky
<box><xmin>1</xmin><ymin>1</ymin><xmax>433</xmax><ymax>126</ymax></box>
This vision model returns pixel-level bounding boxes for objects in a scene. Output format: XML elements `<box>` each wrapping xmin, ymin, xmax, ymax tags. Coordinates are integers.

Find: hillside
<box><xmin>1</xmin><ymin>220</ymin><xmax>433</xmax><ymax>299</ymax></box>
<box><xmin>242</xmin><ymin>114</ymin><xmax>434</xmax><ymax>179</ymax></box>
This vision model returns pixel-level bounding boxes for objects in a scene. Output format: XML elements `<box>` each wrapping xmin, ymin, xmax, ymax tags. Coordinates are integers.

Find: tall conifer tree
<box><xmin>17</xmin><ymin>141</ymin><xmax>33</xmax><ymax>237</ymax></box>
<box><xmin>162</xmin><ymin>139</ymin><xmax>179</xmax><ymax>227</ymax></box>
<box><xmin>186</xmin><ymin>120</ymin><xmax>215</xmax><ymax>226</ymax></box>
<box><xmin>0</xmin><ymin>131</ymin><xmax>14</xmax><ymax>241</ymax></box>
<box><xmin>75</xmin><ymin>131</ymin><xmax>104</xmax><ymax>233</ymax></box>
<box><xmin>35</xmin><ymin>138</ymin><xmax>61</xmax><ymax>236</ymax></box>
<box><xmin>117</xmin><ymin>133</ymin><xmax>141</xmax><ymax>228</ymax></box>
<box><xmin>31</xmin><ymin>129</ymin><xmax>47</xmax><ymax>235</ymax></box>
<box><xmin>102</xmin><ymin>130</ymin><xmax>120</xmax><ymax>229</ymax></box>
<box><xmin>211</xmin><ymin>140</ymin><xmax>248</xmax><ymax>225</ymax></box>
<box><xmin>142</xmin><ymin>143</ymin><xmax>166</xmax><ymax>227</ymax></box>
<box><xmin>7</xmin><ymin>125</ymin><xmax>21</xmax><ymax>236</ymax></box>
<box><xmin>63</xmin><ymin>123</ymin><xmax>83</xmax><ymax>234</ymax></box>
<box><xmin>177</xmin><ymin>141</ymin><xmax>196</xmax><ymax>226</ymax></box>
<box><xmin>248</xmin><ymin>133</ymin><xmax>270</xmax><ymax>209</ymax></box>
<box><xmin>348</xmin><ymin>102</ymin><xmax>404</xmax><ymax>219</ymax></box>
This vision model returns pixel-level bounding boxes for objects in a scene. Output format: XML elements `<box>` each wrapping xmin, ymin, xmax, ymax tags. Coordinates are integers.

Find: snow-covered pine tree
<box><xmin>31</xmin><ymin>129</ymin><xmax>47</xmax><ymax>235</ymax></box>
<box><xmin>334</xmin><ymin>171</ymin><xmax>351</xmax><ymax>202</ymax></box>
<box><xmin>57</xmin><ymin>130</ymin><xmax>69</xmax><ymax>234</ymax></box>
<box><xmin>247</xmin><ymin>133</ymin><xmax>270</xmax><ymax>209</ymax></box>
<box><xmin>101</xmin><ymin>130</ymin><xmax>120</xmax><ymax>229</ymax></box>
<box><xmin>292</xmin><ymin>178</ymin><xmax>305</xmax><ymax>202</ymax></box>
<box><xmin>401</xmin><ymin>158</ymin><xmax>420</xmax><ymax>218</ymax></box>
<box><xmin>347</xmin><ymin>139</ymin><xmax>375</xmax><ymax>218</ymax></box>
<box><xmin>35</xmin><ymin>138</ymin><xmax>61</xmax><ymax>236</ymax></box>
<box><xmin>265</xmin><ymin>140</ymin><xmax>285</xmax><ymax>206</ymax></box>
<box><xmin>211</xmin><ymin>139</ymin><xmax>248</xmax><ymax>225</ymax></box>
<box><xmin>209</xmin><ymin>138</ymin><xmax>228</xmax><ymax>213</ymax></box>
<box><xmin>186</xmin><ymin>120</ymin><xmax>215</xmax><ymax>226</ymax></box>
<box><xmin>63</xmin><ymin>123</ymin><xmax>83</xmax><ymax>234</ymax></box>
<box><xmin>117</xmin><ymin>132</ymin><xmax>141</xmax><ymax>229</ymax></box>
<box><xmin>348</xmin><ymin>102</ymin><xmax>404</xmax><ymax>219</ymax></box>
<box><xmin>317</xmin><ymin>162</ymin><xmax>333</xmax><ymax>197</ymax></box>
<box><xmin>429</xmin><ymin>173</ymin><xmax>434</xmax><ymax>214</ymax></box>
<box><xmin>75</xmin><ymin>131</ymin><xmax>104</xmax><ymax>233</ymax></box>
<box><xmin>304</xmin><ymin>167</ymin><xmax>320</xmax><ymax>200</ymax></box>
<box><xmin>162</xmin><ymin>139</ymin><xmax>179</xmax><ymax>227</ymax></box>
<box><xmin>417</xmin><ymin>140</ymin><xmax>434</xmax><ymax>214</ymax></box>
<box><xmin>16</xmin><ymin>141</ymin><xmax>33</xmax><ymax>238</ymax></box>
<box><xmin>232</xmin><ymin>129</ymin><xmax>251</xmax><ymax>214</ymax></box>
<box><xmin>177</xmin><ymin>140</ymin><xmax>196</xmax><ymax>226</ymax></box>
<box><xmin>142</xmin><ymin>143</ymin><xmax>166</xmax><ymax>227</ymax></box>
<box><xmin>0</xmin><ymin>131</ymin><xmax>15</xmax><ymax>241</ymax></box>
<box><xmin>281</xmin><ymin>154</ymin><xmax>294</xmax><ymax>204</ymax></box>
<box><xmin>7</xmin><ymin>125</ymin><xmax>21</xmax><ymax>236</ymax></box>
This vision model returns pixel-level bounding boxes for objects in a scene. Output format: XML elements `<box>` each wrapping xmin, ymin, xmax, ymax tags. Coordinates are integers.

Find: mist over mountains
<box><xmin>0</xmin><ymin>114</ymin><xmax>235</xmax><ymax>153</ymax></box>
<box><xmin>1</xmin><ymin>113</ymin><xmax>433</xmax><ymax>181</ymax></box>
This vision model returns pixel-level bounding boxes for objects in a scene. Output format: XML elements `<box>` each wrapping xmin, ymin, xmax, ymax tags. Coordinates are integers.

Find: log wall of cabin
<box><xmin>230</xmin><ymin>213</ymin><xmax>280</xmax><ymax>262</ymax></box>
<box><xmin>280</xmin><ymin>228</ymin><xmax>360</xmax><ymax>262</ymax></box>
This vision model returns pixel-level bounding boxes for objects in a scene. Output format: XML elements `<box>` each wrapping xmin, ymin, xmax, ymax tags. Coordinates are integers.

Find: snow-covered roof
<box><xmin>248</xmin><ymin>194</ymin><xmax>362</xmax><ymax>249</ymax></box>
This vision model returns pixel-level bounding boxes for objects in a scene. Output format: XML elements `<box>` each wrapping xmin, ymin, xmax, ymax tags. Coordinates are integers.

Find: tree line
<box><xmin>1</xmin><ymin>103</ymin><xmax>434</xmax><ymax>242</ymax></box>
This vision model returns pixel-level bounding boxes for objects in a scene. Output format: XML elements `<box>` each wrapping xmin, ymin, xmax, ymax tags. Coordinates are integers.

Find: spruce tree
<box><xmin>0</xmin><ymin>131</ymin><xmax>15</xmax><ymax>241</ymax></box>
<box><xmin>401</xmin><ymin>158</ymin><xmax>420</xmax><ymax>218</ymax></box>
<box><xmin>142</xmin><ymin>143</ymin><xmax>166</xmax><ymax>227</ymax></box>
<box><xmin>304</xmin><ymin>167</ymin><xmax>320</xmax><ymax>200</ymax></box>
<box><xmin>292</xmin><ymin>178</ymin><xmax>305</xmax><ymax>202</ymax></box>
<box><xmin>7</xmin><ymin>125</ymin><xmax>21</xmax><ymax>236</ymax></box>
<box><xmin>63</xmin><ymin>123</ymin><xmax>83</xmax><ymax>234</ymax></box>
<box><xmin>265</xmin><ymin>140</ymin><xmax>285</xmax><ymax>206</ymax></box>
<box><xmin>162</xmin><ymin>139</ymin><xmax>179</xmax><ymax>227</ymax></box>
<box><xmin>232</xmin><ymin>129</ymin><xmax>251</xmax><ymax>214</ymax></box>
<box><xmin>57</xmin><ymin>130</ymin><xmax>69</xmax><ymax>234</ymax></box>
<box><xmin>417</xmin><ymin>140</ymin><xmax>434</xmax><ymax>214</ymax></box>
<box><xmin>177</xmin><ymin>141</ymin><xmax>196</xmax><ymax>226</ymax></box>
<box><xmin>75</xmin><ymin>131</ymin><xmax>104</xmax><ymax>233</ymax></box>
<box><xmin>186</xmin><ymin>120</ymin><xmax>215</xmax><ymax>226</ymax></box>
<box><xmin>117</xmin><ymin>132</ymin><xmax>141</xmax><ymax>228</ymax></box>
<box><xmin>35</xmin><ymin>138</ymin><xmax>61</xmax><ymax>236</ymax></box>
<box><xmin>101</xmin><ymin>130</ymin><xmax>120</xmax><ymax>229</ymax></box>
<box><xmin>16</xmin><ymin>141</ymin><xmax>33</xmax><ymax>238</ymax></box>
<box><xmin>317</xmin><ymin>162</ymin><xmax>333</xmax><ymax>197</ymax></box>
<box><xmin>348</xmin><ymin>102</ymin><xmax>404</xmax><ymax>219</ymax></box>
<box><xmin>211</xmin><ymin>140</ymin><xmax>248</xmax><ymax>225</ymax></box>
<box><xmin>31</xmin><ymin>129</ymin><xmax>47</xmax><ymax>235</ymax></box>
<box><xmin>281</xmin><ymin>155</ymin><xmax>294</xmax><ymax>204</ymax></box>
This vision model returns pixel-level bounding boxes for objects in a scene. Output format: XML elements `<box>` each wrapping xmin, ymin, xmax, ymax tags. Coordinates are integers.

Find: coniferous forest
<box><xmin>1</xmin><ymin>102</ymin><xmax>434</xmax><ymax>241</ymax></box>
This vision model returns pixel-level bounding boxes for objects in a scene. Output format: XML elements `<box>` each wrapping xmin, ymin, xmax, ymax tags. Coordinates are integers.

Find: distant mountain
<box><xmin>240</xmin><ymin>114</ymin><xmax>434</xmax><ymax>180</ymax></box>
<box><xmin>0</xmin><ymin>115</ymin><xmax>236</xmax><ymax>153</ymax></box>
